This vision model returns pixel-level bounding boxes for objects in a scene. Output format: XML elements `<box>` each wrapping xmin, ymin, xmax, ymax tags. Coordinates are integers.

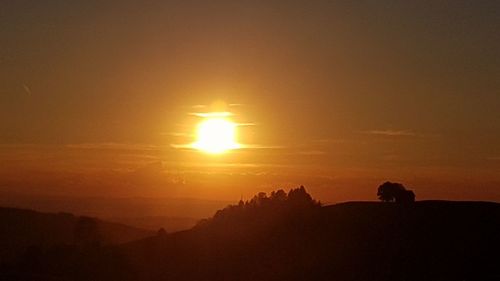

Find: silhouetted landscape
<box><xmin>1</xmin><ymin>186</ymin><xmax>499</xmax><ymax>281</ymax></box>
<box><xmin>2</xmin><ymin>1</ymin><xmax>499</xmax><ymax>281</ymax></box>
<box><xmin>0</xmin><ymin>191</ymin><xmax>226</xmax><ymax>231</ymax></box>
<box><xmin>0</xmin><ymin>207</ymin><xmax>153</xmax><ymax>263</ymax></box>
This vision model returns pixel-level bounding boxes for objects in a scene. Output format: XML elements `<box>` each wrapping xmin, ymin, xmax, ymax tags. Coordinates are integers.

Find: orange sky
<box><xmin>1</xmin><ymin>1</ymin><xmax>499</xmax><ymax>203</ymax></box>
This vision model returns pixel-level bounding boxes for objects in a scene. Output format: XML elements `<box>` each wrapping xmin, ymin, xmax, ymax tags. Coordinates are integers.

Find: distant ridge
<box><xmin>0</xmin><ymin>206</ymin><xmax>153</xmax><ymax>262</ymax></box>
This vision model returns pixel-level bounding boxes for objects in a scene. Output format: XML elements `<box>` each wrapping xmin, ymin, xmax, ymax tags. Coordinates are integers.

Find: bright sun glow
<box><xmin>193</xmin><ymin>118</ymin><xmax>240</xmax><ymax>154</ymax></box>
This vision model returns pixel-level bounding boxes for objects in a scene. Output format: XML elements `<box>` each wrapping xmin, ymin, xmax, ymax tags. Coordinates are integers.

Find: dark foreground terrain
<box><xmin>1</xmin><ymin>189</ymin><xmax>499</xmax><ymax>281</ymax></box>
<box><xmin>0</xmin><ymin>207</ymin><xmax>153</xmax><ymax>263</ymax></box>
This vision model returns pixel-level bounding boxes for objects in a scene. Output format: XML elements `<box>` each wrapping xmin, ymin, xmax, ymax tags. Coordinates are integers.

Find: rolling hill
<box><xmin>0</xmin><ymin>207</ymin><xmax>153</xmax><ymax>263</ymax></box>
<box><xmin>120</xmin><ymin>200</ymin><xmax>500</xmax><ymax>281</ymax></box>
<box><xmin>1</xmin><ymin>190</ymin><xmax>499</xmax><ymax>281</ymax></box>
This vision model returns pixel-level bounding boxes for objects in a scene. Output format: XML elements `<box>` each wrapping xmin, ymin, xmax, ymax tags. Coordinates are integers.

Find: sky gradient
<box><xmin>1</xmin><ymin>1</ymin><xmax>499</xmax><ymax>204</ymax></box>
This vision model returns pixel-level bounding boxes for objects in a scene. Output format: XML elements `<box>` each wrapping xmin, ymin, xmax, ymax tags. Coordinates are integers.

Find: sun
<box><xmin>192</xmin><ymin>117</ymin><xmax>240</xmax><ymax>154</ymax></box>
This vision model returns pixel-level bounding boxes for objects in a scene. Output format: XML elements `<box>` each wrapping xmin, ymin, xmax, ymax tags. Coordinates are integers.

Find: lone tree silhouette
<box><xmin>377</xmin><ymin>181</ymin><xmax>415</xmax><ymax>203</ymax></box>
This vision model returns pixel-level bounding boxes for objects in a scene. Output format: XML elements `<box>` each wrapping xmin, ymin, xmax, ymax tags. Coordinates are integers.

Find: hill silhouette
<box><xmin>1</xmin><ymin>187</ymin><xmax>499</xmax><ymax>281</ymax></box>
<box><xmin>121</xmin><ymin>196</ymin><xmax>500</xmax><ymax>281</ymax></box>
<box><xmin>0</xmin><ymin>207</ymin><xmax>153</xmax><ymax>264</ymax></box>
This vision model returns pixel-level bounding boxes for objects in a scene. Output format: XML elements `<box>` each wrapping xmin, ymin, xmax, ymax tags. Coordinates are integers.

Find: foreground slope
<box><xmin>121</xmin><ymin>200</ymin><xmax>500</xmax><ymax>281</ymax></box>
<box><xmin>2</xmin><ymin>191</ymin><xmax>499</xmax><ymax>281</ymax></box>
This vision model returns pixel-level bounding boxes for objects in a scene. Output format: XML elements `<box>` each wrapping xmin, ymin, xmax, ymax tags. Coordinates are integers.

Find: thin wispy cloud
<box><xmin>65</xmin><ymin>143</ymin><xmax>161</xmax><ymax>151</ymax></box>
<box><xmin>295</xmin><ymin>150</ymin><xmax>326</xmax><ymax>155</ymax></box>
<box><xmin>237</xmin><ymin>122</ymin><xmax>256</xmax><ymax>126</ymax></box>
<box><xmin>189</xmin><ymin>112</ymin><xmax>233</xmax><ymax>118</ymax></box>
<box><xmin>238</xmin><ymin>144</ymin><xmax>287</xmax><ymax>149</ymax></box>
<box><xmin>189</xmin><ymin>103</ymin><xmax>245</xmax><ymax>108</ymax></box>
<box><xmin>190</xmin><ymin>104</ymin><xmax>207</xmax><ymax>109</ymax></box>
<box><xmin>169</xmin><ymin>161</ymin><xmax>293</xmax><ymax>169</ymax></box>
<box><xmin>170</xmin><ymin>143</ymin><xmax>286</xmax><ymax>150</ymax></box>
<box><xmin>160</xmin><ymin>132</ymin><xmax>194</xmax><ymax>137</ymax></box>
<box><xmin>170</xmin><ymin>143</ymin><xmax>194</xmax><ymax>149</ymax></box>
<box><xmin>311</xmin><ymin>138</ymin><xmax>349</xmax><ymax>144</ymax></box>
<box><xmin>0</xmin><ymin>143</ymin><xmax>40</xmax><ymax>148</ymax></box>
<box><xmin>22</xmin><ymin>84</ymin><xmax>32</xmax><ymax>96</ymax></box>
<box><xmin>362</xmin><ymin>130</ymin><xmax>417</xmax><ymax>137</ymax></box>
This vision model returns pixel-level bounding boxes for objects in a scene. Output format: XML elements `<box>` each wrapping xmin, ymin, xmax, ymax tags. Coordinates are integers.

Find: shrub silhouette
<box><xmin>157</xmin><ymin>228</ymin><xmax>167</xmax><ymax>236</ymax></box>
<box><xmin>377</xmin><ymin>181</ymin><xmax>415</xmax><ymax>203</ymax></box>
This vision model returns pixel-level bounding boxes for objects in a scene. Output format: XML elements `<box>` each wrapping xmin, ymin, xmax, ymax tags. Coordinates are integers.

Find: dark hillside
<box><xmin>121</xmin><ymin>199</ymin><xmax>500</xmax><ymax>281</ymax></box>
<box><xmin>2</xmin><ymin>190</ymin><xmax>499</xmax><ymax>281</ymax></box>
<box><xmin>0</xmin><ymin>207</ymin><xmax>153</xmax><ymax>263</ymax></box>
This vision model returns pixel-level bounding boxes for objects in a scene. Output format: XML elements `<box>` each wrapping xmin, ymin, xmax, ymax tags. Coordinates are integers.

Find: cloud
<box><xmin>175</xmin><ymin>162</ymin><xmax>288</xmax><ymax>169</ymax></box>
<box><xmin>170</xmin><ymin>143</ymin><xmax>286</xmax><ymax>150</ymax></box>
<box><xmin>131</xmin><ymin>160</ymin><xmax>166</xmax><ymax>174</ymax></box>
<box><xmin>189</xmin><ymin>103</ymin><xmax>245</xmax><ymax>109</ymax></box>
<box><xmin>0</xmin><ymin>143</ymin><xmax>40</xmax><ymax>148</ymax></box>
<box><xmin>311</xmin><ymin>138</ymin><xmax>349</xmax><ymax>144</ymax></box>
<box><xmin>190</xmin><ymin>104</ymin><xmax>207</xmax><ymax>109</ymax></box>
<box><xmin>238</xmin><ymin>144</ymin><xmax>287</xmax><ymax>149</ymax></box>
<box><xmin>22</xmin><ymin>84</ymin><xmax>32</xmax><ymax>96</ymax></box>
<box><xmin>295</xmin><ymin>150</ymin><xmax>326</xmax><ymax>155</ymax></box>
<box><xmin>65</xmin><ymin>143</ymin><xmax>161</xmax><ymax>151</ymax></box>
<box><xmin>362</xmin><ymin>130</ymin><xmax>417</xmax><ymax>137</ymax></box>
<box><xmin>189</xmin><ymin>112</ymin><xmax>233</xmax><ymax>118</ymax></box>
<box><xmin>170</xmin><ymin>143</ymin><xmax>194</xmax><ymax>149</ymax></box>
<box><xmin>160</xmin><ymin>132</ymin><xmax>194</xmax><ymax>137</ymax></box>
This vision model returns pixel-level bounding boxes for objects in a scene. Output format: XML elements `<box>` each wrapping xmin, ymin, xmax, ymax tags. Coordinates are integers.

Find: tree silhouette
<box><xmin>377</xmin><ymin>181</ymin><xmax>415</xmax><ymax>203</ymax></box>
<box><xmin>400</xmin><ymin>189</ymin><xmax>415</xmax><ymax>203</ymax></box>
<box><xmin>270</xmin><ymin>189</ymin><xmax>287</xmax><ymax>202</ymax></box>
<box><xmin>288</xmin><ymin>185</ymin><xmax>316</xmax><ymax>207</ymax></box>
<box><xmin>74</xmin><ymin>216</ymin><xmax>100</xmax><ymax>247</ymax></box>
<box><xmin>209</xmin><ymin>186</ymin><xmax>320</xmax><ymax>224</ymax></box>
